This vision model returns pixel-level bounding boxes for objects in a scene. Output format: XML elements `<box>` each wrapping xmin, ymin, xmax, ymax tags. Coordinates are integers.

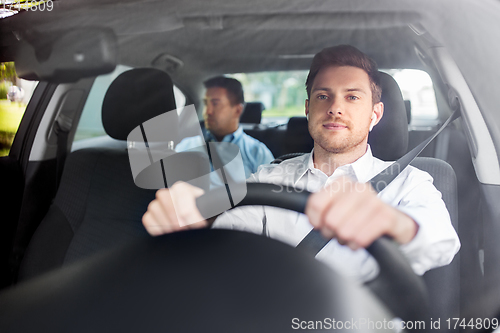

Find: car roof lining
<box><xmin>114</xmin><ymin>26</ymin><xmax>422</xmax><ymax>99</ymax></box>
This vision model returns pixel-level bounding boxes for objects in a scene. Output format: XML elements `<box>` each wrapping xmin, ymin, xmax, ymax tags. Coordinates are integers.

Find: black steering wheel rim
<box><xmin>197</xmin><ymin>182</ymin><xmax>430</xmax><ymax>322</ymax></box>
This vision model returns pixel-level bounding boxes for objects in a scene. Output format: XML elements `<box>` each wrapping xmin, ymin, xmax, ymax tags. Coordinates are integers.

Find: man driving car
<box><xmin>142</xmin><ymin>45</ymin><xmax>460</xmax><ymax>282</ymax></box>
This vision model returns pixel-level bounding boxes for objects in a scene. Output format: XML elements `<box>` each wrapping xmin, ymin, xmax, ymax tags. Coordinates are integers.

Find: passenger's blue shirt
<box><xmin>176</xmin><ymin>126</ymin><xmax>274</xmax><ymax>179</ymax></box>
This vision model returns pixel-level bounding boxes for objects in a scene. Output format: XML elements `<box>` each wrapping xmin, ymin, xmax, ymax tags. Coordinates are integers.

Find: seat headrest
<box><xmin>287</xmin><ymin>116</ymin><xmax>310</xmax><ymax>135</ymax></box>
<box><xmin>102</xmin><ymin>68</ymin><xmax>177</xmax><ymax>140</ymax></box>
<box><xmin>368</xmin><ymin>72</ymin><xmax>408</xmax><ymax>161</ymax></box>
<box><xmin>284</xmin><ymin>116</ymin><xmax>314</xmax><ymax>154</ymax></box>
<box><xmin>240</xmin><ymin>102</ymin><xmax>264</xmax><ymax>124</ymax></box>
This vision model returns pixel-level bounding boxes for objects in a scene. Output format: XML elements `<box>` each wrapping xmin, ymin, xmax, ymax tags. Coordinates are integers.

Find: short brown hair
<box><xmin>305</xmin><ymin>45</ymin><xmax>382</xmax><ymax>104</ymax></box>
<box><xmin>204</xmin><ymin>76</ymin><xmax>245</xmax><ymax>105</ymax></box>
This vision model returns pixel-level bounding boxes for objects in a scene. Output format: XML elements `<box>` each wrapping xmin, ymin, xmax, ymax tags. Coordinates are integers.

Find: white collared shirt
<box><xmin>212</xmin><ymin>146</ymin><xmax>461</xmax><ymax>283</ymax></box>
<box><xmin>176</xmin><ymin>126</ymin><xmax>274</xmax><ymax>179</ymax></box>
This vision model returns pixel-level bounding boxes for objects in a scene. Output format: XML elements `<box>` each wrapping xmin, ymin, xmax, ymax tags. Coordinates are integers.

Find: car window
<box><xmin>231</xmin><ymin>69</ymin><xmax>438</xmax><ymax>125</ymax></box>
<box><xmin>0</xmin><ymin>62</ymin><xmax>38</xmax><ymax>157</ymax></box>
<box><xmin>382</xmin><ymin>69</ymin><xmax>438</xmax><ymax>121</ymax></box>
<box><xmin>230</xmin><ymin>71</ymin><xmax>308</xmax><ymax>125</ymax></box>
<box><xmin>74</xmin><ymin>65</ymin><xmax>187</xmax><ymax>143</ymax></box>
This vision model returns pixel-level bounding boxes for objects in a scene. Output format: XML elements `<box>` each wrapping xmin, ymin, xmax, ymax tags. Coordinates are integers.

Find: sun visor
<box><xmin>14</xmin><ymin>27</ymin><xmax>117</xmax><ymax>83</ymax></box>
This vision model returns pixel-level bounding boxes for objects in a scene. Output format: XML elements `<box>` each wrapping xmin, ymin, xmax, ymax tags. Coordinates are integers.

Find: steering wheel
<box><xmin>0</xmin><ymin>183</ymin><xmax>429</xmax><ymax>333</ymax></box>
<box><xmin>197</xmin><ymin>183</ymin><xmax>430</xmax><ymax>323</ymax></box>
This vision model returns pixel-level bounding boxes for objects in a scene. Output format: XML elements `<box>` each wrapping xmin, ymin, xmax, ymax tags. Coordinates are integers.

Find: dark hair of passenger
<box><xmin>203</xmin><ymin>76</ymin><xmax>245</xmax><ymax>106</ymax></box>
<box><xmin>305</xmin><ymin>45</ymin><xmax>382</xmax><ymax>104</ymax></box>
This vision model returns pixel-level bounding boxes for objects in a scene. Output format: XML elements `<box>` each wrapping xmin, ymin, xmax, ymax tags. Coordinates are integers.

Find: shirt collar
<box><xmin>205</xmin><ymin>126</ymin><xmax>243</xmax><ymax>143</ymax></box>
<box><xmin>350</xmin><ymin>145</ymin><xmax>375</xmax><ymax>183</ymax></box>
<box><xmin>293</xmin><ymin>145</ymin><xmax>375</xmax><ymax>185</ymax></box>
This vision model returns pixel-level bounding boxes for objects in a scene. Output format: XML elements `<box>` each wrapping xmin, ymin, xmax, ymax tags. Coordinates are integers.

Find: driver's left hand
<box><xmin>305</xmin><ymin>176</ymin><xmax>418</xmax><ymax>250</ymax></box>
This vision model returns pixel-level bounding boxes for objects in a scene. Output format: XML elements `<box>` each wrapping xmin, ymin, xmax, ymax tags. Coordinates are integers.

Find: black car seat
<box><xmin>372</xmin><ymin>74</ymin><xmax>459</xmax><ymax>330</ymax></box>
<box><xmin>18</xmin><ymin>68</ymin><xmax>206</xmax><ymax>280</ymax></box>
<box><xmin>274</xmin><ymin>72</ymin><xmax>460</xmax><ymax>330</ymax></box>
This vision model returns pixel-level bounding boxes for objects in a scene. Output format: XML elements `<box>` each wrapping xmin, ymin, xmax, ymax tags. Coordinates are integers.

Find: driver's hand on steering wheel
<box><xmin>305</xmin><ymin>177</ymin><xmax>418</xmax><ymax>250</ymax></box>
<box><xmin>142</xmin><ymin>178</ymin><xmax>418</xmax><ymax>250</ymax></box>
<box><xmin>142</xmin><ymin>182</ymin><xmax>208</xmax><ymax>236</ymax></box>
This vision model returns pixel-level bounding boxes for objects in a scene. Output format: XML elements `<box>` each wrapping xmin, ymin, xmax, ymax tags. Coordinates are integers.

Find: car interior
<box><xmin>1</xmin><ymin>0</ymin><xmax>500</xmax><ymax>332</ymax></box>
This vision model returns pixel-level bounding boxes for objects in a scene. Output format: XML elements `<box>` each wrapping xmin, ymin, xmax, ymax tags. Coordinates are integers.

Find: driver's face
<box><xmin>306</xmin><ymin>65</ymin><xmax>383</xmax><ymax>155</ymax></box>
<box><xmin>203</xmin><ymin>87</ymin><xmax>241</xmax><ymax>139</ymax></box>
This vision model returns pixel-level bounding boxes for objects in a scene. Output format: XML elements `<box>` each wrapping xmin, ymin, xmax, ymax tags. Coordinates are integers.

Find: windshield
<box><xmin>231</xmin><ymin>69</ymin><xmax>438</xmax><ymax>125</ymax></box>
<box><xmin>2</xmin><ymin>1</ymin><xmax>500</xmax><ymax>332</ymax></box>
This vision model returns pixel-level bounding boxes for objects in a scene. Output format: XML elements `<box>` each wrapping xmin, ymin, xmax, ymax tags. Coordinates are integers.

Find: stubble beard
<box><xmin>310</xmin><ymin>123</ymin><xmax>369</xmax><ymax>155</ymax></box>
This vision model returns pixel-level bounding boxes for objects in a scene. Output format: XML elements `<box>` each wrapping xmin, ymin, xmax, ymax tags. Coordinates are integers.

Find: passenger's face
<box><xmin>203</xmin><ymin>87</ymin><xmax>240</xmax><ymax>138</ymax></box>
<box><xmin>306</xmin><ymin>66</ymin><xmax>383</xmax><ymax>155</ymax></box>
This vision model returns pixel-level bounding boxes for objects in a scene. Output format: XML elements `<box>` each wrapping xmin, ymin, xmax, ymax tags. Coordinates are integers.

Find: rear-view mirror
<box><xmin>14</xmin><ymin>27</ymin><xmax>117</xmax><ymax>83</ymax></box>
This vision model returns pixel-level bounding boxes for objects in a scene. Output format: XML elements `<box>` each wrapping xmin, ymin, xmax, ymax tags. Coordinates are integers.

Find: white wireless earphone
<box><xmin>369</xmin><ymin>115</ymin><xmax>377</xmax><ymax>131</ymax></box>
<box><xmin>306</xmin><ymin>113</ymin><xmax>309</xmax><ymax>121</ymax></box>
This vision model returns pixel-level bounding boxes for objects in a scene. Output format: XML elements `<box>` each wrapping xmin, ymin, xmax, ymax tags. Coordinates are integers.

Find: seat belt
<box><xmin>54</xmin><ymin>114</ymin><xmax>73</xmax><ymax>189</ymax></box>
<box><xmin>296</xmin><ymin>108</ymin><xmax>460</xmax><ymax>255</ymax></box>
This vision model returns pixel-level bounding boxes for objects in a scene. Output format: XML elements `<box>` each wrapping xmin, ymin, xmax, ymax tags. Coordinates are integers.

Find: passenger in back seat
<box><xmin>176</xmin><ymin>76</ymin><xmax>274</xmax><ymax>178</ymax></box>
<box><xmin>143</xmin><ymin>46</ymin><xmax>460</xmax><ymax>283</ymax></box>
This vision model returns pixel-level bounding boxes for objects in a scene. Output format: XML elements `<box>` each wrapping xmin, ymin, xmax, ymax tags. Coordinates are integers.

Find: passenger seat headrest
<box><xmin>368</xmin><ymin>72</ymin><xmax>408</xmax><ymax>161</ymax></box>
<box><xmin>102</xmin><ymin>68</ymin><xmax>177</xmax><ymax>140</ymax></box>
<box><xmin>284</xmin><ymin>117</ymin><xmax>314</xmax><ymax>154</ymax></box>
<box><xmin>240</xmin><ymin>102</ymin><xmax>265</xmax><ymax>124</ymax></box>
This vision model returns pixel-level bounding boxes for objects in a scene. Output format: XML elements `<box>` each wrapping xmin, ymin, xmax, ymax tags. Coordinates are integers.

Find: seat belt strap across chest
<box><xmin>295</xmin><ymin>109</ymin><xmax>460</xmax><ymax>255</ymax></box>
